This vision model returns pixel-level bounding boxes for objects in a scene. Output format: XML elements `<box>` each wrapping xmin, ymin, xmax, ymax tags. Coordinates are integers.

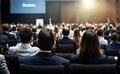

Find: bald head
<box><xmin>62</xmin><ymin>26</ymin><xmax>70</xmax><ymax>36</ymax></box>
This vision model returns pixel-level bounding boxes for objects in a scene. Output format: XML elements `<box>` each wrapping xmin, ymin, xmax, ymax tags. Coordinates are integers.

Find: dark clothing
<box><xmin>56</xmin><ymin>37</ymin><xmax>79</xmax><ymax>53</ymax></box>
<box><xmin>19</xmin><ymin>52</ymin><xmax>70</xmax><ymax>74</ymax></box>
<box><xmin>32</xmin><ymin>32</ymin><xmax>38</xmax><ymax>41</ymax></box>
<box><xmin>71</xmin><ymin>54</ymin><xmax>107</xmax><ymax>64</ymax></box>
<box><xmin>0</xmin><ymin>32</ymin><xmax>17</xmax><ymax>53</ymax></box>
<box><xmin>32</xmin><ymin>32</ymin><xmax>38</xmax><ymax>46</ymax></box>
<box><xmin>104</xmin><ymin>30</ymin><xmax>110</xmax><ymax>36</ymax></box>
<box><xmin>107</xmin><ymin>41</ymin><xmax>120</xmax><ymax>50</ymax></box>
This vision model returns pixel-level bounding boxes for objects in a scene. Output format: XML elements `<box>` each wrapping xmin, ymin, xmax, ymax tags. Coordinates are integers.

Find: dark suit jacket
<box><xmin>107</xmin><ymin>41</ymin><xmax>120</xmax><ymax>49</ymax></box>
<box><xmin>1</xmin><ymin>32</ymin><xmax>16</xmax><ymax>39</ymax></box>
<box><xmin>71</xmin><ymin>54</ymin><xmax>107</xmax><ymax>64</ymax></box>
<box><xmin>56</xmin><ymin>37</ymin><xmax>79</xmax><ymax>53</ymax></box>
<box><xmin>104</xmin><ymin>30</ymin><xmax>110</xmax><ymax>36</ymax></box>
<box><xmin>19</xmin><ymin>52</ymin><xmax>70</xmax><ymax>74</ymax></box>
<box><xmin>1</xmin><ymin>32</ymin><xmax>17</xmax><ymax>45</ymax></box>
<box><xmin>0</xmin><ymin>32</ymin><xmax>17</xmax><ymax>53</ymax></box>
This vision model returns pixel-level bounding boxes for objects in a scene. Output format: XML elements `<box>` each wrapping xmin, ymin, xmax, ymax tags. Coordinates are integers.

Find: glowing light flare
<box><xmin>83</xmin><ymin>0</ymin><xmax>92</xmax><ymax>5</ymax></box>
<box><xmin>82</xmin><ymin>0</ymin><xmax>95</xmax><ymax>11</ymax></box>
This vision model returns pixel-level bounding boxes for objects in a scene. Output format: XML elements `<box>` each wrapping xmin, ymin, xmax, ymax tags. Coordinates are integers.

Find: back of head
<box><xmin>90</xmin><ymin>25</ymin><xmax>95</xmax><ymax>30</ymax></box>
<box><xmin>111</xmin><ymin>28</ymin><xmax>116</xmax><ymax>34</ymax></box>
<box><xmin>38</xmin><ymin>24</ymin><xmax>42</xmax><ymax>29</ymax></box>
<box><xmin>11</xmin><ymin>25</ymin><xmax>17</xmax><ymax>31</ymax></box>
<box><xmin>38</xmin><ymin>28</ymin><xmax>54</xmax><ymax>51</ymax></box>
<box><xmin>74</xmin><ymin>28</ymin><xmax>81</xmax><ymax>43</ymax></box>
<box><xmin>2</xmin><ymin>24</ymin><xmax>10</xmax><ymax>31</ymax></box>
<box><xmin>19</xmin><ymin>28</ymin><xmax>32</xmax><ymax>43</ymax></box>
<box><xmin>74</xmin><ymin>28</ymin><xmax>80</xmax><ymax>37</ymax></box>
<box><xmin>32</xmin><ymin>26</ymin><xmax>37</xmax><ymax>32</ymax></box>
<box><xmin>80</xmin><ymin>30</ymin><xmax>102</xmax><ymax>57</ymax></box>
<box><xmin>62</xmin><ymin>26</ymin><xmax>70</xmax><ymax>36</ymax></box>
<box><xmin>97</xmin><ymin>28</ymin><xmax>104</xmax><ymax>36</ymax></box>
<box><xmin>111</xmin><ymin>32</ymin><xmax>118</xmax><ymax>41</ymax></box>
<box><xmin>109</xmin><ymin>24</ymin><xmax>113</xmax><ymax>29</ymax></box>
<box><xmin>85</xmin><ymin>24</ymin><xmax>91</xmax><ymax>30</ymax></box>
<box><xmin>54</xmin><ymin>25</ymin><xmax>59</xmax><ymax>33</ymax></box>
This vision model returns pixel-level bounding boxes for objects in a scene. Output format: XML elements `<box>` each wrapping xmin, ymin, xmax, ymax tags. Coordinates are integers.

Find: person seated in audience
<box><xmin>0</xmin><ymin>24</ymin><xmax>17</xmax><ymax>53</ymax></box>
<box><xmin>19</xmin><ymin>28</ymin><xmax>70</xmax><ymax>74</ymax></box>
<box><xmin>97</xmin><ymin>28</ymin><xmax>108</xmax><ymax>46</ymax></box>
<box><xmin>9</xmin><ymin>25</ymin><xmax>17</xmax><ymax>39</ymax></box>
<box><xmin>73</xmin><ymin>27</ymin><xmax>81</xmax><ymax>46</ymax></box>
<box><xmin>7</xmin><ymin>27</ymin><xmax>39</xmax><ymax>56</ymax></box>
<box><xmin>71</xmin><ymin>30</ymin><xmax>107</xmax><ymax>64</ymax></box>
<box><xmin>80</xmin><ymin>23</ymin><xmax>91</xmax><ymax>36</ymax></box>
<box><xmin>107</xmin><ymin>32</ymin><xmax>120</xmax><ymax>49</ymax></box>
<box><xmin>31</xmin><ymin>25</ymin><xmax>38</xmax><ymax>46</ymax></box>
<box><xmin>53</xmin><ymin>25</ymin><xmax>60</xmax><ymax>40</ymax></box>
<box><xmin>67</xmin><ymin>24</ymin><xmax>74</xmax><ymax>39</ymax></box>
<box><xmin>104</xmin><ymin>24</ymin><xmax>114</xmax><ymax>36</ymax></box>
<box><xmin>56</xmin><ymin>26</ymin><xmax>79</xmax><ymax>53</ymax></box>
<box><xmin>32</xmin><ymin>25</ymin><xmax>37</xmax><ymax>40</ymax></box>
<box><xmin>0</xmin><ymin>54</ymin><xmax>10</xmax><ymax>74</ymax></box>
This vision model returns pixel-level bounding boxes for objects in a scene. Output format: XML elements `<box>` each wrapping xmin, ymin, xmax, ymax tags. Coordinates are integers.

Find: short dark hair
<box><xmin>111</xmin><ymin>33</ymin><xmax>118</xmax><ymax>41</ymax></box>
<box><xmin>62</xmin><ymin>26</ymin><xmax>70</xmax><ymax>36</ymax></box>
<box><xmin>11</xmin><ymin>26</ymin><xmax>16</xmax><ymax>31</ymax></box>
<box><xmin>97</xmin><ymin>28</ymin><xmax>104</xmax><ymax>36</ymax></box>
<box><xmin>32</xmin><ymin>26</ymin><xmax>37</xmax><ymax>32</ymax></box>
<box><xmin>2</xmin><ymin>24</ymin><xmax>10</xmax><ymax>31</ymax></box>
<box><xmin>19</xmin><ymin>28</ymin><xmax>32</xmax><ymax>43</ymax></box>
<box><xmin>38</xmin><ymin>29</ymin><xmax>54</xmax><ymax>51</ymax></box>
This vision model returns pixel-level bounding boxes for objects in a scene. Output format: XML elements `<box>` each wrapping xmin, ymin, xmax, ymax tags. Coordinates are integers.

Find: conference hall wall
<box><xmin>61</xmin><ymin>0</ymin><xmax>117</xmax><ymax>23</ymax></box>
<box><xmin>1</xmin><ymin>0</ymin><xmax>118</xmax><ymax>24</ymax></box>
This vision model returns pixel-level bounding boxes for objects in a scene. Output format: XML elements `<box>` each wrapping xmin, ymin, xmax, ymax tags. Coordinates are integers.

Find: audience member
<box><xmin>0</xmin><ymin>24</ymin><xmax>17</xmax><ymax>53</ymax></box>
<box><xmin>9</xmin><ymin>25</ymin><xmax>17</xmax><ymax>39</ymax></box>
<box><xmin>56</xmin><ymin>26</ymin><xmax>79</xmax><ymax>53</ymax></box>
<box><xmin>19</xmin><ymin>28</ymin><xmax>70</xmax><ymax>74</ymax></box>
<box><xmin>71</xmin><ymin>30</ymin><xmax>107</xmax><ymax>64</ymax></box>
<box><xmin>53</xmin><ymin>25</ymin><xmax>60</xmax><ymax>40</ymax></box>
<box><xmin>97</xmin><ymin>28</ymin><xmax>108</xmax><ymax>45</ymax></box>
<box><xmin>31</xmin><ymin>25</ymin><xmax>38</xmax><ymax>46</ymax></box>
<box><xmin>104</xmin><ymin>24</ymin><xmax>114</xmax><ymax>36</ymax></box>
<box><xmin>107</xmin><ymin>32</ymin><xmax>120</xmax><ymax>49</ymax></box>
<box><xmin>73</xmin><ymin>27</ymin><xmax>81</xmax><ymax>46</ymax></box>
<box><xmin>8</xmin><ymin>28</ymin><xmax>39</xmax><ymax>56</ymax></box>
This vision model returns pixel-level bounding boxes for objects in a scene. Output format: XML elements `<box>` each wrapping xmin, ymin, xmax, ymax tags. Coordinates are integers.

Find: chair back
<box><xmin>106</xmin><ymin>49</ymin><xmax>120</xmax><ymax>56</ymax></box>
<box><xmin>5</xmin><ymin>55</ymin><xmax>20</xmax><ymax>74</ymax></box>
<box><xmin>56</xmin><ymin>44</ymin><xmax>74</xmax><ymax>53</ymax></box>
<box><xmin>19</xmin><ymin>64</ymin><xmax>64</xmax><ymax>74</ymax></box>
<box><xmin>70</xmin><ymin>64</ymin><xmax>117</xmax><ymax>74</ymax></box>
<box><xmin>55</xmin><ymin>53</ymin><xmax>72</xmax><ymax>60</ymax></box>
<box><xmin>116</xmin><ymin>54</ymin><xmax>120</xmax><ymax>74</ymax></box>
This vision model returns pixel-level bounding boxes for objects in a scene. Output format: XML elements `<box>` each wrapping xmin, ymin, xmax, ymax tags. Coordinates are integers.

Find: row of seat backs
<box><xmin>100</xmin><ymin>44</ymin><xmax>120</xmax><ymax>56</ymax></box>
<box><xmin>19</xmin><ymin>64</ymin><xmax>64</xmax><ymax>74</ymax></box>
<box><xmin>4</xmin><ymin>54</ymin><xmax>120</xmax><ymax>74</ymax></box>
<box><xmin>19</xmin><ymin>64</ymin><xmax>117</xmax><ymax>74</ymax></box>
<box><xmin>4</xmin><ymin>55</ymin><xmax>20</xmax><ymax>74</ymax></box>
<box><xmin>55</xmin><ymin>44</ymin><xmax>120</xmax><ymax>56</ymax></box>
<box><xmin>55</xmin><ymin>43</ymin><xmax>106</xmax><ymax>53</ymax></box>
<box><xmin>70</xmin><ymin>64</ymin><xmax>117</xmax><ymax>74</ymax></box>
<box><xmin>55</xmin><ymin>44</ymin><xmax>74</xmax><ymax>53</ymax></box>
<box><xmin>106</xmin><ymin>49</ymin><xmax>120</xmax><ymax>56</ymax></box>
